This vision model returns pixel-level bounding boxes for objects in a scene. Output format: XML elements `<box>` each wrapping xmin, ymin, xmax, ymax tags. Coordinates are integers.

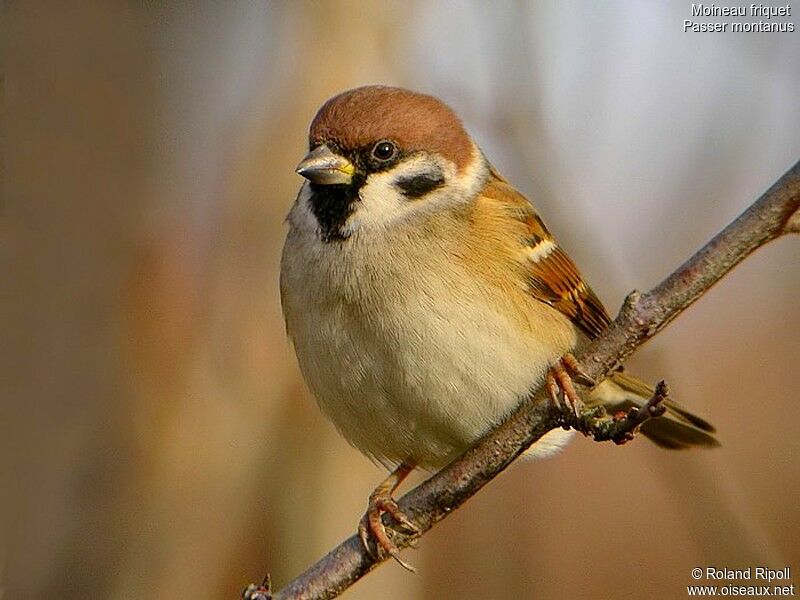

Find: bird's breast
<box><xmin>280</xmin><ymin>223</ymin><xmax>576</xmax><ymax>468</ymax></box>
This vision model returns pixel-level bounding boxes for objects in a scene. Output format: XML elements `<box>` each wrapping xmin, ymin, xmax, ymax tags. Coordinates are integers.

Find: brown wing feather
<box><xmin>481</xmin><ymin>167</ymin><xmax>612</xmax><ymax>340</ymax></box>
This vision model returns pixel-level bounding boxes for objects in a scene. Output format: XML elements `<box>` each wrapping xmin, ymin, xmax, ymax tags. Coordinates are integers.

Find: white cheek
<box><xmin>342</xmin><ymin>155</ymin><xmax>446</xmax><ymax>236</ymax></box>
<box><xmin>343</xmin><ymin>143</ymin><xmax>487</xmax><ymax>236</ymax></box>
<box><xmin>344</xmin><ymin>171</ymin><xmax>409</xmax><ymax>234</ymax></box>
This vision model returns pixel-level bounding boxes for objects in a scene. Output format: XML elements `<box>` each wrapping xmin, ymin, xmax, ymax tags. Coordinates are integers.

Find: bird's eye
<box><xmin>371</xmin><ymin>140</ymin><xmax>397</xmax><ymax>161</ymax></box>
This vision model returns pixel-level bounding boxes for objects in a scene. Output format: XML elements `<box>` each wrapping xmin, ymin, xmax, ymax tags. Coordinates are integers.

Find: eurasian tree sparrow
<box><xmin>280</xmin><ymin>85</ymin><xmax>717</xmax><ymax>567</ymax></box>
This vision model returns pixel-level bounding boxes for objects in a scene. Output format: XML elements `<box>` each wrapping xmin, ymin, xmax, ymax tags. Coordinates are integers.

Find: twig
<box><xmin>243</xmin><ymin>574</ymin><xmax>273</xmax><ymax>600</ymax></box>
<box><xmin>573</xmin><ymin>380</ymin><xmax>669</xmax><ymax>444</ymax></box>
<box><xmin>269</xmin><ymin>159</ymin><xmax>800</xmax><ymax>600</ymax></box>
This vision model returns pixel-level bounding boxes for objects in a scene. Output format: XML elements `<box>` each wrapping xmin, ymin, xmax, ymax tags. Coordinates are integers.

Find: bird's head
<box><xmin>295</xmin><ymin>85</ymin><xmax>488</xmax><ymax>242</ymax></box>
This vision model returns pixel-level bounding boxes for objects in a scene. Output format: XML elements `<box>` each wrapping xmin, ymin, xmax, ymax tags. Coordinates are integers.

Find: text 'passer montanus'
<box><xmin>280</xmin><ymin>85</ymin><xmax>718</xmax><ymax>566</ymax></box>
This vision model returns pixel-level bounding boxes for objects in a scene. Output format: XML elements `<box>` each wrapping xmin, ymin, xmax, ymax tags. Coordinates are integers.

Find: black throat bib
<box><xmin>307</xmin><ymin>181</ymin><xmax>363</xmax><ymax>243</ymax></box>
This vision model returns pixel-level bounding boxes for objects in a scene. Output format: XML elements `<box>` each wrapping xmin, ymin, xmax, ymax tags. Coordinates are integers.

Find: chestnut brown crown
<box><xmin>309</xmin><ymin>86</ymin><xmax>473</xmax><ymax>171</ymax></box>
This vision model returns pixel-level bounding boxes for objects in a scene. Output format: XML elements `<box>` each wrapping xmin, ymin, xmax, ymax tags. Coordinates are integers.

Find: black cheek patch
<box><xmin>395</xmin><ymin>171</ymin><xmax>445</xmax><ymax>199</ymax></box>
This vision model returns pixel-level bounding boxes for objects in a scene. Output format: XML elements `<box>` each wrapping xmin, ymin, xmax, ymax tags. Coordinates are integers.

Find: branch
<box><xmin>268</xmin><ymin>159</ymin><xmax>800</xmax><ymax>600</ymax></box>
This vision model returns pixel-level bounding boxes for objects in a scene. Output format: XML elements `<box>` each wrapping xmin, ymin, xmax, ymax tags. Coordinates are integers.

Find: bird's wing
<box><xmin>479</xmin><ymin>167</ymin><xmax>612</xmax><ymax>340</ymax></box>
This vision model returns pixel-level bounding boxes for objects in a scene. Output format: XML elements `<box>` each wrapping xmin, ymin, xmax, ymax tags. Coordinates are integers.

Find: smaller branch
<box><xmin>243</xmin><ymin>574</ymin><xmax>273</xmax><ymax>600</ymax></box>
<box><xmin>567</xmin><ymin>381</ymin><xmax>669</xmax><ymax>446</ymax></box>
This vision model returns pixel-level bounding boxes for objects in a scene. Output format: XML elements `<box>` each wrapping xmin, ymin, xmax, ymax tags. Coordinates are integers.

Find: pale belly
<box><xmin>281</xmin><ymin>232</ymin><xmax>577</xmax><ymax>469</ymax></box>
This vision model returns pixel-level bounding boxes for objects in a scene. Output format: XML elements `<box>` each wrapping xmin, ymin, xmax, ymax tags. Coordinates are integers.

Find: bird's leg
<box><xmin>546</xmin><ymin>353</ymin><xmax>595</xmax><ymax>417</ymax></box>
<box><xmin>358</xmin><ymin>461</ymin><xmax>418</xmax><ymax>571</ymax></box>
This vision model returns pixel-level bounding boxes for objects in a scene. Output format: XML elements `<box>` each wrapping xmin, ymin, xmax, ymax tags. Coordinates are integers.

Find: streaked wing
<box><xmin>480</xmin><ymin>167</ymin><xmax>612</xmax><ymax>340</ymax></box>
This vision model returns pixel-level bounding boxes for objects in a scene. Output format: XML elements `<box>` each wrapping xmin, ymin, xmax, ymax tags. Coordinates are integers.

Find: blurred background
<box><xmin>3</xmin><ymin>2</ymin><xmax>799</xmax><ymax>599</ymax></box>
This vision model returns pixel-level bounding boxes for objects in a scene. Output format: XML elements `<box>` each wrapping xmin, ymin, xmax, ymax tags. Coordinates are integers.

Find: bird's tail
<box><xmin>588</xmin><ymin>371</ymin><xmax>719</xmax><ymax>449</ymax></box>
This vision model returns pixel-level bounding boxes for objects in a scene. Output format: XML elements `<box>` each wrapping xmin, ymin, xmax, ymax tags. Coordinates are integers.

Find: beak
<box><xmin>295</xmin><ymin>144</ymin><xmax>355</xmax><ymax>185</ymax></box>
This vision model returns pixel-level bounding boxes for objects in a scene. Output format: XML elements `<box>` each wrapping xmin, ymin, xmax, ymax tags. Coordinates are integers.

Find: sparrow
<box><xmin>280</xmin><ymin>85</ymin><xmax>718</xmax><ymax>568</ymax></box>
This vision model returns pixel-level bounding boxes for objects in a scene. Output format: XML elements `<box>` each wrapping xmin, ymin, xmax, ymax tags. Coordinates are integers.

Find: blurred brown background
<box><xmin>3</xmin><ymin>2</ymin><xmax>799</xmax><ymax>599</ymax></box>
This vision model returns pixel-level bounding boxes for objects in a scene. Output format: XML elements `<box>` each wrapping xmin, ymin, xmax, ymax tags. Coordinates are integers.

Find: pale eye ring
<box><xmin>371</xmin><ymin>140</ymin><xmax>397</xmax><ymax>161</ymax></box>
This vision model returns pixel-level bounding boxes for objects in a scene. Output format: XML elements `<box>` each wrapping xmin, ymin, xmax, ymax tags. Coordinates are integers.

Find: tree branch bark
<box><xmin>268</xmin><ymin>159</ymin><xmax>800</xmax><ymax>600</ymax></box>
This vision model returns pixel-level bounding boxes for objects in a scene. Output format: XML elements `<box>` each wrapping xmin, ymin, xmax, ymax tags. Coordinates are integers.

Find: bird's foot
<box><xmin>357</xmin><ymin>463</ymin><xmax>418</xmax><ymax>572</ymax></box>
<box><xmin>546</xmin><ymin>353</ymin><xmax>595</xmax><ymax>418</ymax></box>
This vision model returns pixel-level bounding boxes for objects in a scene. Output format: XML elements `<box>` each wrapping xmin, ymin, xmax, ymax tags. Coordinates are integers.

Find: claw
<box><xmin>546</xmin><ymin>370</ymin><xmax>563</xmax><ymax>410</ymax></box>
<box><xmin>546</xmin><ymin>354</ymin><xmax>590</xmax><ymax>417</ymax></box>
<box><xmin>561</xmin><ymin>353</ymin><xmax>596</xmax><ymax>387</ymax></box>
<box><xmin>358</xmin><ymin>462</ymin><xmax>417</xmax><ymax>572</ymax></box>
